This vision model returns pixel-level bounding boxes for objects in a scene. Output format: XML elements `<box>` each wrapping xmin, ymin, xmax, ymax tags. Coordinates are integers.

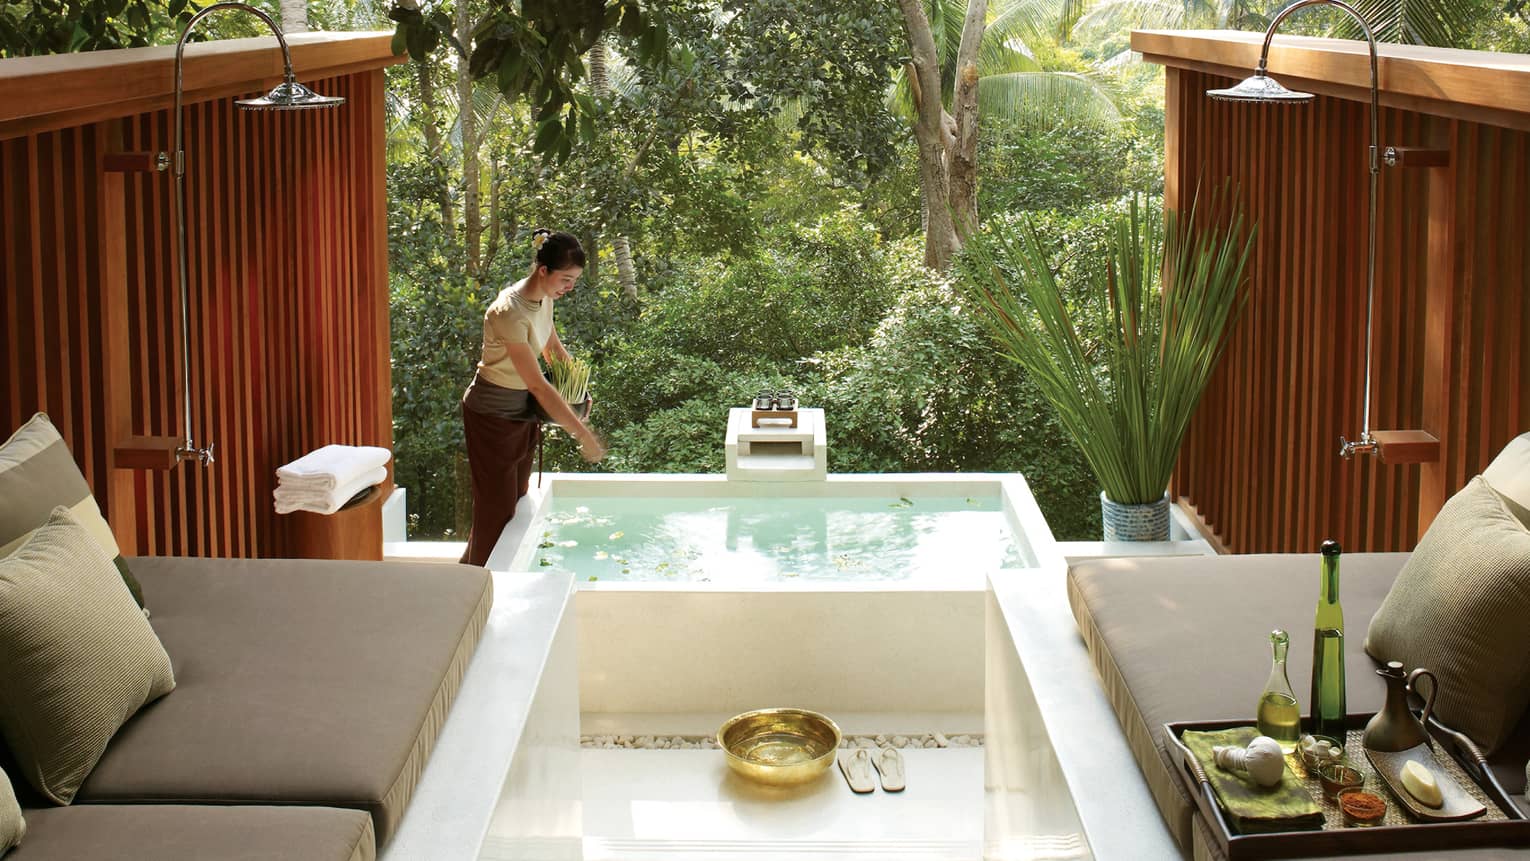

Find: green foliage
<box><xmin>0</xmin><ymin>0</ymin><xmax>198</xmax><ymax>56</ymax></box>
<box><xmin>390</xmin><ymin>0</ymin><xmax>670</xmax><ymax>161</ymax></box>
<box><xmin>957</xmin><ymin>194</ymin><xmax>1254</xmax><ymax>505</ymax></box>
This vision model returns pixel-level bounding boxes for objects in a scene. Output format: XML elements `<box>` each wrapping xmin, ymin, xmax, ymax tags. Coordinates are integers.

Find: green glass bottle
<box><xmin>1257</xmin><ymin>629</ymin><xmax>1301</xmax><ymax>752</ymax></box>
<box><xmin>1309</xmin><ymin>540</ymin><xmax>1346</xmax><ymax>741</ymax></box>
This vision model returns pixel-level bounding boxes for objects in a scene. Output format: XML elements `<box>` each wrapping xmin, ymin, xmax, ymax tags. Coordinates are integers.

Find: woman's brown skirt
<box><xmin>459</xmin><ymin>403</ymin><xmax>541</xmax><ymax>566</ymax></box>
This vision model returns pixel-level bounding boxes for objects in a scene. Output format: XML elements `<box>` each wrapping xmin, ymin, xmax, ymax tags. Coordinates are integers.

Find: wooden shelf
<box><xmin>1373</xmin><ymin>430</ymin><xmax>1441</xmax><ymax>465</ymax></box>
<box><xmin>113</xmin><ymin>435</ymin><xmax>182</xmax><ymax>471</ymax></box>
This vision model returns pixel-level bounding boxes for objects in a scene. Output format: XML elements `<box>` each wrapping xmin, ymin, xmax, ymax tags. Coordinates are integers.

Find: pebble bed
<box><xmin>580</xmin><ymin>732</ymin><xmax>983</xmax><ymax>750</ymax></box>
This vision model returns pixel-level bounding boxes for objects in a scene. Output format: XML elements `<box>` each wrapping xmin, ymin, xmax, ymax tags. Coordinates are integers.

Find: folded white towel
<box><xmin>276</xmin><ymin>445</ymin><xmax>392</xmax><ymax>491</ymax></box>
<box><xmin>274</xmin><ymin>466</ymin><xmax>388</xmax><ymax>515</ymax></box>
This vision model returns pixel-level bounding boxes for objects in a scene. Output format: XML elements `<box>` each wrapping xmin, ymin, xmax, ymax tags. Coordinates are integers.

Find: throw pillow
<box><xmin>1365</xmin><ymin>476</ymin><xmax>1530</xmax><ymax>753</ymax></box>
<box><xmin>0</xmin><ymin>764</ymin><xmax>22</xmax><ymax>857</ymax></box>
<box><xmin>0</xmin><ymin>413</ymin><xmax>145</xmax><ymax>610</ymax></box>
<box><xmin>0</xmin><ymin>506</ymin><xmax>176</xmax><ymax>804</ymax></box>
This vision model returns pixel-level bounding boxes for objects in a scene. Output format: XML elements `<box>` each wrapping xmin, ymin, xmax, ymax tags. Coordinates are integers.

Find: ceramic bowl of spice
<box><xmin>1339</xmin><ymin>789</ymin><xmax>1387</xmax><ymax>826</ymax></box>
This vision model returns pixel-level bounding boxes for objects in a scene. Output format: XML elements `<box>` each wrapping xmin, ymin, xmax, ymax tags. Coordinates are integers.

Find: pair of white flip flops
<box><xmin>838</xmin><ymin>747</ymin><xmax>905</xmax><ymax>793</ymax></box>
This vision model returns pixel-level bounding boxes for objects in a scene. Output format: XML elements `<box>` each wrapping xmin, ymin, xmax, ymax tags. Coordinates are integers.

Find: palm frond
<box><xmin>978</xmin><ymin>71</ymin><xmax>1122</xmax><ymax>129</ymax></box>
<box><xmin>445</xmin><ymin>81</ymin><xmax>506</xmax><ymax>151</ymax></box>
<box><xmin>1336</xmin><ymin>0</ymin><xmax>1472</xmax><ymax>45</ymax></box>
<box><xmin>1075</xmin><ymin>0</ymin><xmax>1188</xmax><ymax>34</ymax></box>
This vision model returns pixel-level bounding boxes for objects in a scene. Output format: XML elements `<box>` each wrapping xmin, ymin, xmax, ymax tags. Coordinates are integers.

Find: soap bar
<box><xmin>1402</xmin><ymin>760</ymin><xmax>1444</xmax><ymax>808</ymax></box>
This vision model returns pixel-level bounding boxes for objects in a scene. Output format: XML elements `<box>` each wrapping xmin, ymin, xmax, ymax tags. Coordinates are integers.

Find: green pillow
<box><xmin>0</xmin><ymin>413</ymin><xmax>145</xmax><ymax>611</ymax></box>
<box><xmin>0</xmin><ymin>764</ymin><xmax>22</xmax><ymax>858</ymax></box>
<box><xmin>0</xmin><ymin>506</ymin><xmax>175</xmax><ymax>804</ymax></box>
<box><xmin>1365</xmin><ymin>476</ymin><xmax>1530</xmax><ymax>753</ymax></box>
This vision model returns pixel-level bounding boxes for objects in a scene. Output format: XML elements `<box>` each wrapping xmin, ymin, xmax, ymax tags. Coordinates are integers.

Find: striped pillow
<box><xmin>1365</xmin><ymin>476</ymin><xmax>1530</xmax><ymax>753</ymax></box>
<box><xmin>0</xmin><ymin>764</ymin><xmax>22</xmax><ymax>856</ymax></box>
<box><xmin>0</xmin><ymin>413</ymin><xmax>144</xmax><ymax>610</ymax></box>
<box><xmin>0</xmin><ymin>507</ymin><xmax>175</xmax><ymax>805</ymax></box>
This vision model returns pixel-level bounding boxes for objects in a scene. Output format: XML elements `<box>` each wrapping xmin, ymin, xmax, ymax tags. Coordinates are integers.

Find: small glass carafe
<box><xmin>1257</xmin><ymin>629</ymin><xmax>1302</xmax><ymax>753</ymax></box>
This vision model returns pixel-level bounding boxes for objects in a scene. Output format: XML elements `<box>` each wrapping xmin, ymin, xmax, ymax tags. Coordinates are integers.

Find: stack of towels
<box><xmin>274</xmin><ymin>445</ymin><xmax>392</xmax><ymax>515</ymax></box>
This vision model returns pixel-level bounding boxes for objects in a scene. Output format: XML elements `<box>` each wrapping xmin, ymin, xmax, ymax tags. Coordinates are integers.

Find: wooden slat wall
<box><xmin>1</xmin><ymin>67</ymin><xmax>392</xmax><ymax>558</ymax></box>
<box><xmin>1167</xmin><ymin>67</ymin><xmax>1530</xmax><ymax>553</ymax></box>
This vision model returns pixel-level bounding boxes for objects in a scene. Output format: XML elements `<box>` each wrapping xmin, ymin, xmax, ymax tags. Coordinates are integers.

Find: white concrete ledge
<box><xmin>384</xmin><ymin>570</ymin><xmax>577</xmax><ymax>859</ymax></box>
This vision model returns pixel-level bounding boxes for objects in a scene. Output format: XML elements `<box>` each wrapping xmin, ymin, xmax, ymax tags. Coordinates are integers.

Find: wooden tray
<box><xmin>1164</xmin><ymin>714</ymin><xmax>1530</xmax><ymax>859</ymax></box>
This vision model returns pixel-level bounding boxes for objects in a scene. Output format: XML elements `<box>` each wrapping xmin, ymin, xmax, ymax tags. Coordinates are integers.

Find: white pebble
<box><xmin>933</xmin><ymin>733</ymin><xmax>949</xmax><ymax>748</ymax></box>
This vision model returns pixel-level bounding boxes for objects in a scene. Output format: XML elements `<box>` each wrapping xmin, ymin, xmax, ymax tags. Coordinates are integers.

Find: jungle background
<box><xmin>8</xmin><ymin>0</ymin><xmax>1526</xmax><ymax>539</ymax></box>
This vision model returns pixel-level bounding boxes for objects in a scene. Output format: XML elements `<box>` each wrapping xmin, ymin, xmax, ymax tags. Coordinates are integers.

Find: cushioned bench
<box><xmin>6</xmin><ymin>556</ymin><xmax>492</xmax><ymax>858</ymax></box>
<box><xmin>1069</xmin><ymin>553</ymin><xmax>1530</xmax><ymax>860</ymax></box>
<box><xmin>11</xmin><ymin>804</ymin><xmax>374</xmax><ymax>861</ymax></box>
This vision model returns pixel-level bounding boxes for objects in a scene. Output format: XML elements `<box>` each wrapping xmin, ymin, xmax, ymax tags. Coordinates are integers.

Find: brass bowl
<box><xmin>718</xmin><ymin>708</ymin><xmax>842</xmax><ymax>786</ymax></box>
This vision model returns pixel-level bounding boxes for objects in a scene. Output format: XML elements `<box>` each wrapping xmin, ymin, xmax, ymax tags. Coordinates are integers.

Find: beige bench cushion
<box><xmin>13</xmin><ymin>804</ymin><xmax>373</xmax><ymax>861</ymax></box>
<box><xmin>75</xmin><ymin>558</ymin><xmax>491</xmax><ymax>846</ymax></box>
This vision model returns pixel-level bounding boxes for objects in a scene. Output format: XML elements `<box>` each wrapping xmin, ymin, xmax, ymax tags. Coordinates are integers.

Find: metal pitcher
<box><xmin>1363</xmin><ymin>661</ymin><xmax>1439</xmax><ymax>752</ymax></box>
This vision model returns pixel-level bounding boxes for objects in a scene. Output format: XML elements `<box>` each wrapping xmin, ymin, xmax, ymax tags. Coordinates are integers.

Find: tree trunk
<box><xmin>415</xmin><ymin>59</ymin><xmax>455</xmax><ymax>242</ymax></box>
<box><xmin>279</xmin><ymin>0</ymin><xmax>307</xmax><ymax>33</ymax></box>
<box><xmin>456</xmin><ymin>1</ymin><xmax>482</xmax><ymax>280</ymax></box>
<box><xmin>949</xmin><ymin>0</ymin><xmax>987</xmax><ymax>238</ymax></box>
<box><xmin>898</xmin><ymin>1</ymin><xmax>960</xmax><ymax>269</ymax></box>
<box><xmin>589</xmin><ymin>36</ymin><xmax>640</xmax><ymax>301</ymax></box>
<box><xmin>613</xmin><ymin>237</ymin><xmax>639</xmax><ymax>302</ymax></box>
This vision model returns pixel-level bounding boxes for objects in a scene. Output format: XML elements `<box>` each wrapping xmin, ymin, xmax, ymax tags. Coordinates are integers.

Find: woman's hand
<box><xmin>577</xmin><ymin>428</ymin><xmax>607</xmax><ymax>462</ymax></box>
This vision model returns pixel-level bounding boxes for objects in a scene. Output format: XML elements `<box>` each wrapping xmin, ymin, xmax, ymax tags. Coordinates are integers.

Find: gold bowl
<box><xmin>718</xmin><ymin>708</ymin><xmax>841</xmax><ymax>786</ymax></box>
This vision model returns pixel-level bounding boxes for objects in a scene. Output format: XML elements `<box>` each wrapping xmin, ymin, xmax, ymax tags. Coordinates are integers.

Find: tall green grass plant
<box><xmin>957</xmin><ymin>193</ymin><xmax>1254</xmax><ymax>505</ymax></box>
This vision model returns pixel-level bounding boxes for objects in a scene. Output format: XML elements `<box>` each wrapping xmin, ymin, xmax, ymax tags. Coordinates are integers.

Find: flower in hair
<box><xmin>531</xmin><ymin>232</ymin><xmax>549</xmax><ymax>251</ymax></box>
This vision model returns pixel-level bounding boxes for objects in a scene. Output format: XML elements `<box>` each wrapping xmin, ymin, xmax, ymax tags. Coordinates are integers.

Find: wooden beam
<box><xmin>1133</xmin><ymin>31</ymin><xmax>1530</xmax><ymax>132</ymax></box>
<box><xmin>1419</xmin><ymin>121</ymin><xmax>1460</xmax><ymax>535</ymax></box>
<box><xmin>0</xmin><ymin>32</ymin><xmax>404</xmax><ymax>141</ymax></box>
<box><xmin>97</xmin><ymin>120</ymin><xmax>138</xmax><ymax>553</ymax></box>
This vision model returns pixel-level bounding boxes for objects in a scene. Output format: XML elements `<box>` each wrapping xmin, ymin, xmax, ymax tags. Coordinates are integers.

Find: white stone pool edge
<box><xmin>385</xmin><ymin>472</ymin><xmax>1193</xmax><ymax>859</ymax></box>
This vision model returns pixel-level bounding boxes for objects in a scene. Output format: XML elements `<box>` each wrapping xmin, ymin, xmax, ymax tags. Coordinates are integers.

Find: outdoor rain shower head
<box><xmin>167</xmin><ymin>2</ymin><xmax>345</xmax><ymax>466</ymax></box>
<box><xmin>1205</xmin><ymin>0</ymin><xmax>1386</xmax><ymax>459</ymax></box>
<box><xmin>1206</xmin><ymin>71</ymin><xmax>1314</xmax><ymax>103</ymax></box>
<box><xmin>236</xmin><ymin>80</ymin><xmax>347</xmax><ymax>111</ymax></box>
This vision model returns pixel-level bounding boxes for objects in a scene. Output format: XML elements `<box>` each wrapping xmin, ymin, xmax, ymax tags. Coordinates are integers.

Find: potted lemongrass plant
<box><xmin>546</xmin><ymin>355</ymin><xmax>592</xmax><ymax>416</ymax></box>
<box><xmin>957</xmin><ymin>194</ymin><xmax>1254</xmax><ymax>541</ymax></box>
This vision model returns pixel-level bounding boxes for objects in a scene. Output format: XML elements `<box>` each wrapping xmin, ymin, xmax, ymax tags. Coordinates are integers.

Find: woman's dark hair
<box><xmin>532</xmin><ymin>228</ymin><xmax>586</xmax><ymax>271</ymax></box>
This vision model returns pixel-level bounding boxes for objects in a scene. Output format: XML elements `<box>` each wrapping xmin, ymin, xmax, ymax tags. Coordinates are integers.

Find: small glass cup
<box><xmin>1318</xmin><ymin>761</ymin><xmax>1364</xmax><ymax>800</ymax></box>
<box><xmin>1338</xmin><ymin>788</ymin><xmax>1387</xmax><ymax>826</ymax></box>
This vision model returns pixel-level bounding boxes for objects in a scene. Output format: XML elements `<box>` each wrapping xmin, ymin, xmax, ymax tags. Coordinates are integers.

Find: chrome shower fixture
<box><xmin>1206</xmin><ymin>0</ymin><xmax>1385</xmax><ymax>459</ymax></box>
<box><xmin>163</xmin><ymin>2</ymin><xmax>345</xmax><ymax>466</ymax></box>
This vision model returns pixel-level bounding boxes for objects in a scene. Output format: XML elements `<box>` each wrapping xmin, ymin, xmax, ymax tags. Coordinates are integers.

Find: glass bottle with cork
<box><xmin>1257</xmin><ymin>628</ymin><xmax>1301</xmax><ymax>752</ymax></box>
<box><xmin>1310</xmin><ymin>539</ymin><xmax>1346</xmax><ymax>742</ymax></box>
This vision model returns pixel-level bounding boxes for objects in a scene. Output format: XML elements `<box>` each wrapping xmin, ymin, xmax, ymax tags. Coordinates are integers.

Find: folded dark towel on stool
<box><xmin>1182</xmin><ymin>727</ymin><xmax>1326</xmax><ymax>835</ymax></box>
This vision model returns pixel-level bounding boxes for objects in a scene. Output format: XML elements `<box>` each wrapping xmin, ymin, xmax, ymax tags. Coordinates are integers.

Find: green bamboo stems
<box><xmin>547</xmin><ymin>355</ymin><xmax>592</xmax><ymax>405</ymax></box>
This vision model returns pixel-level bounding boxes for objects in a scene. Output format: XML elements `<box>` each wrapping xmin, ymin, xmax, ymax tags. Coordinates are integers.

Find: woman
<box><xmin>459</xmin><ymin>229</ymin><xmax>606</xmax><ymax>566</ymax></box>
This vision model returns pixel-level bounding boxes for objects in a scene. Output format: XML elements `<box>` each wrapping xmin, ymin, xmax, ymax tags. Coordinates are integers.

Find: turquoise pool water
<box><xmin>524</xmin><ymin>494</ymin><xmax>1026</xmax><ymax>582</ymax></box>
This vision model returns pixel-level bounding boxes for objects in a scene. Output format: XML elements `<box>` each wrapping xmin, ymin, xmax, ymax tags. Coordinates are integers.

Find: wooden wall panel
<box><xmin>2</xmin><ymin>68</ymin><xmax>392</xmax><ymax>558</ymax></box>
<box><xmin>1167</xmin><ymin>68</ymin><xmax>1530</xmax><ymax>553</ymax></box>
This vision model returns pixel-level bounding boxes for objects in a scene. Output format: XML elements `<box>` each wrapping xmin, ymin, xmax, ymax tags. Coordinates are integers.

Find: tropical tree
<box><xmin>897</xmin><ymin>0</ymin><xmax>1121</xmax><ymax>269</ymax></box>
<box><xmin>280</xmin><ymin>0</ymin><xmax>308</xmax><ymax>31</ymax></box>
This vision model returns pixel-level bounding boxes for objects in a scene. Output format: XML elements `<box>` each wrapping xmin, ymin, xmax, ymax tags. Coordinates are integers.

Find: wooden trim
<box><xmin>0</xmin><ymin>32</ymin><xmax>404</xmax><ymax>141</ymax></box>
<box><xmin>1135</xmin><ymin>30</ymin><xmax>1530</xmax><ymax>132</ymax></box>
